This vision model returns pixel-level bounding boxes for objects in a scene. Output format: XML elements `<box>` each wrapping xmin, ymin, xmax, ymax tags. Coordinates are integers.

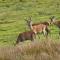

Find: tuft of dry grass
<box><xmin>0</xmin><ymin>40</ymin><xmax>60</xmax><ymax>60</ymax></box>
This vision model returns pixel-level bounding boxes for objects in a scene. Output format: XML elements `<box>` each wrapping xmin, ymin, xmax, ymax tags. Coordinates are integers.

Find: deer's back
<box><xmin>32</xmin><ymin>24</ymin><xmax>47</xmax><ymax>32</ymax></box>
<box><xmin>18</xmin><ymin>31</ymin><xmax>35</xmax><ymax>40</ymax></box>
<box><xmin>54</xmin><ymin>21</ymin><xmax>60</xmax><ymax>28</ymax></box>
<box><xmin>32</xmin><ymin>22</ymin><xmax>49</xmax><ymax>26</ymax></box>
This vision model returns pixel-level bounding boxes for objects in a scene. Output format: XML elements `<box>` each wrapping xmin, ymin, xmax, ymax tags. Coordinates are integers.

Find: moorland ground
<box><xmin>0</xmin><ymin>0</ymin><xmax>60</xmax><ymax>60</ymax></box>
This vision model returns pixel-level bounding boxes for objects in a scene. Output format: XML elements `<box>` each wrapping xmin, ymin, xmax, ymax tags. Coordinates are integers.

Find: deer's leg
<box><xmin>57</xmin><ymin>27</ymin><xmax>60</xmax><ymax>39</ymax></box>
<box><xmin>59</xmin><ymin>31</ymin><xmax>60</xmax><ymax>35</ymax></box>
<box><xmin>37</xmin><ymin>32</ymin><xmax>40</xmax><ymax>39</ymax></box>
<box><xmin>43</xmin><ymin>28</ymin><xmax>46</xmax><ymax>36</ymax></box>
<box><xmin>16</xmin><ymin>40</ymin><xmax>19</xmax><ymax>44</ymax></box>
<box><xmin>16</xmin><ymin>36</ymin><xmax>24</xmax><ymax>45</ymax></box>
<box><xmin>33</xmin><ymin>34</ymin><xmax>36</xmax><ymax>40</ymax></box>
<box><xmin>14</xmin><ymin>39</ymin><xmax>20</xmax><ymax>46</ymax></box>
<box><xmin>58</xmin><ymin>31</ymin><xmax>60</xmax><ymax>39</ymax></box>
<box><xmin>35</xmin><ymin>33</ymin><xmax>37</xmax><ymax>40</ymax></box>
<box><xmin>31</xmin><ymin>36</ymin><xmax>34</xmax><ymax>41</ymax></box>
<box><xmin>43</xmin><ymin>28</ymin><xmax>48</xmax><ymax>38</ymax></box>
<box><xmin>45</xmin><ymin>28</ymin><xmax>49</xmax><ymax>37</ymax></box>
<box><xmin>31</xmin><ymin>34</ymin><xmax>35</xmax><ymax>41</ymax></box>
<box><xmin>43</xmin><ymin>27</ymin><xmax>50</xmax><ymax>38</ymax></box>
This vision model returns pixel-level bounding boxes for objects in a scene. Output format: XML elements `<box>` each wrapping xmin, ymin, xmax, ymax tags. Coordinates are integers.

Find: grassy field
<box><xmin>0</xmin><ymin>0</ymin><xmax>60</xmax><ymax>46</ymax></box>
<box><xmin>0</xmin><ymin>0</ymin><xmax>60</xmax><ymax>60</ymax></box>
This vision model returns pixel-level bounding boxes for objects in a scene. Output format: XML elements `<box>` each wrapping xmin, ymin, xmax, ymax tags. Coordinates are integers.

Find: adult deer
<box><xmin>25</xmin><ymin>17</ymin><xmax>50</xmax><ymax>38</ymax></box>
<box><xmin>50</xmin><ymin>16</ymin><xmax>60</xmax><ymax>35</ymax></box>
<box><xmin>16</xmin><ymin>30</ymin><xmax>36</xmax><ymax>45</ymax></box>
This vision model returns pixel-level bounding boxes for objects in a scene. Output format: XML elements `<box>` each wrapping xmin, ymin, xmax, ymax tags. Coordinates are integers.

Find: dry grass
<box><xmin>0</xmin><ymin>40</ymin><xmax>60</xmax><ymax>60</ymax></box>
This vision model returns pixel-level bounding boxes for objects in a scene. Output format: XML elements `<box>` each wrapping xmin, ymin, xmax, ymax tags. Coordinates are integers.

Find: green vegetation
<box><xmin>0</xmin><ymin>0</ymin><xmax>60</xmax><ymax>60</ymax></box>
<box><xmin>0</xmin><ymin>0</ymin><xmax>60</xmax><ymax>46</ymax></box>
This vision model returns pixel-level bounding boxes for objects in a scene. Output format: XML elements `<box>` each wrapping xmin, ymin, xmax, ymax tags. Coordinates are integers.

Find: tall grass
<box><xmin>0</xmin><ymin>40</ymin><xmax>60</xmax><ymax>60</ymax></box>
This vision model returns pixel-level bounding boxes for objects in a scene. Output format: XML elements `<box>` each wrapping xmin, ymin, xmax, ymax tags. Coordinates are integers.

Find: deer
<box><xmin>50</xmin><ymin>16</ymin><xmax>60</xmax><ymax>35</ymax></box>
<box><xmin>15</xmin><ymin>30</ymin><xmax>36</xmax><ymax>45</ymax></box>
<box><xmin>25</xmin><ymin>17</ymin><xmax>50</xmax><ymax>38</ymax></box>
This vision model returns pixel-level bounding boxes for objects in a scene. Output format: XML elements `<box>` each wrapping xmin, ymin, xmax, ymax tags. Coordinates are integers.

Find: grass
<box><xmin>0</xmin><ymin>40</ymin><xmax>60</xmax><ymax>60</ymax></box>
<box><xmin>0</xmin><ymin>0</ymin><xmax>60</xmax><ymax>60</ymax></box>
<box><xmin>0</xmin><ymin>0</ymin><xmax>59</xmax><ymax>45</ymax></box>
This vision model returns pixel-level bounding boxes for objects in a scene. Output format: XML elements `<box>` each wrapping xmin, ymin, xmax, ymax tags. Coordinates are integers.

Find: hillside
<box><xmin>0</xmin><ymin>0</ymin><xmax>60</xmax><ymax>46</ymax></box>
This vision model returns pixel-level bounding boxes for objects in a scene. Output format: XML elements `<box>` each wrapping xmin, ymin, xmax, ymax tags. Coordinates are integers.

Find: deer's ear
<box><xmin>25</xmin><ymin>19</ymin><xmax>28</xmax><ymax>22</ymax></box>
<box><xmin>49</xmin><ymin>16</ymin><xmax>51</xmax><ymax>18</ymax></box>
<box><xmin>52</xmin><ymin>16</ymin><xmax>55</xmax><ymax>18</ymax></box>
<box><xmin>49</xmin><ymin>16</ymin><xmax>53</xmax><ymax>21</ymax></box>
<box><xmin>29</xmin><ymin>16</ymin><xmax>32</xmax><ymax>20</ymax></box>
<box><xmin>51</xmin><ymin>16</ymin><xmax>55</xmax><ymax>20</ymax></box>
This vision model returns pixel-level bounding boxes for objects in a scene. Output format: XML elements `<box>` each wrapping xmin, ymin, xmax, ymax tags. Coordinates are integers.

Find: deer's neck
<box><xmin>54</xmin><ymin>21</ymin><xmax>60</xmax><ymax>28</ymax></box>
<box><xmin>29</xmin><ymin>24</ymin><xmax>33</xmax><ymax>30</ymax></box>
<box><xmin>53</xmin><ymin>21</ymin><xmax>58</xmax><ymax>25</ymax></box>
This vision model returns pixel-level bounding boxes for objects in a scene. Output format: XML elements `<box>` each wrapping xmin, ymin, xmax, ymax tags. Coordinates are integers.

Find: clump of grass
<box><xmin>0</xmin><ymin>40</ymin><xmax>60</xmax><ymax>60</ymax></box>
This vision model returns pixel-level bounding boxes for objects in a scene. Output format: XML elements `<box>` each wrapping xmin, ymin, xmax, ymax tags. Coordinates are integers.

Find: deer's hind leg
<box><xmin>37</xmin><ymin>32</ymin><xmax>41</xmax><ymax>39</ymax></box>
<box><xmin>31</xmin><ymin>34</ymin><xmax>36</xmax><ymax>41</ymax></box>
<box><xmin>58</xmin><ymin>30</ymin><xmax>60</xmax><ymax>39</ymax></box>
<box><xmin>43</xmin><ymin>27</ymin><xmax>48</xmax><ymax>38</ymax></box>
<box><xmin>59</xmin><ymin>30</ymin><xmax>60</xmax><ymax>35</ymax></box>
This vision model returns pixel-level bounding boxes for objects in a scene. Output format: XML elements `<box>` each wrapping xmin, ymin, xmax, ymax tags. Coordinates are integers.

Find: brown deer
<box><xmin>16</xmin><ymin>30</ymin><xmax>36</xmax><ymax>44</ymax></box>
<box><xmin>50</xmin><ymin>16</ymin><xmax>60</xmax><ymax>35</ymax></box>
<box><xmin>25</xmin><ymin>17</ymin><xmax>50</xmax><ymax>38</ymax></box>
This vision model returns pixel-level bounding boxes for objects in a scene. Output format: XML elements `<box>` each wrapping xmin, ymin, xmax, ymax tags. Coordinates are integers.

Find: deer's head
<box><xmin>25</xmin><ymin>16</ymin><xmax>33</xmax><ymax>29</ymax></box>
<box><xmin>50</xmin><ymin>16</ymin><xmax>56</xmax><ymax>24</ymax></box>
